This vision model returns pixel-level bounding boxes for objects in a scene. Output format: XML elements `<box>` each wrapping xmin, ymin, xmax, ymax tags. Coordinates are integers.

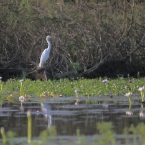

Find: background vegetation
<box><xmin>1</xmin><ymin>0</ymin><xmax>145</xmax><ymax>80</ymax></box>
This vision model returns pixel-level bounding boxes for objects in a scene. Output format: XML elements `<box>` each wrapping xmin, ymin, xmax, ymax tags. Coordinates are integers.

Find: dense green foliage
<box><xmin>0</xmin><ymin>77</ymin><xmax>144</xmax><ymax>103</ymax></box>
<box><xmin>1</xmin><ymin>0</ymin><xmax>145</xmax><ymax>78</ymax></box>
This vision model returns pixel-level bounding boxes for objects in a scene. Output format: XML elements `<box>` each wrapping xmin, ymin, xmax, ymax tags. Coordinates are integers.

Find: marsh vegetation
<box><xmin>0</xmin><ymin>77</ymin><xmax>145</xmax><ymax>99</ymax></box>
<box><xmin>1</xmin><ymin>0</ymin><xmax>145</xmax><ymax>144</ymax></box>
<box><xmin>0</xmin><ymin>77</ymin><xmax>145</xmax><ymax>144</ymax></box>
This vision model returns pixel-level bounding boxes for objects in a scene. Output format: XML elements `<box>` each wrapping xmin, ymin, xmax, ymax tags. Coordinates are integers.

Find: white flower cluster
<box><xmin>125</xmin><ymin>92</ymin><xmax>132</xmax><ymax>97</ymax></box>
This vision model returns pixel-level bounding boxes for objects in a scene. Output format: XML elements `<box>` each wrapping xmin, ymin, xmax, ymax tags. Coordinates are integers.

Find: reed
<box><xmin>1</xmin><ymin>127</ymin><xmax>6</xmax><ymax>145</ymax></box>
<box><xmin>27</xmin><ymin>110</ymin><xmax>32</xmax><ymax>144</ymax></box>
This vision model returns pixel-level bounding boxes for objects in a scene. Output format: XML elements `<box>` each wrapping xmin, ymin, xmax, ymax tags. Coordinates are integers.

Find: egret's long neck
<box><xmin>47</xmin><ymin>40</ymin><xmax>51</xmax><ymax>49</ymax></box>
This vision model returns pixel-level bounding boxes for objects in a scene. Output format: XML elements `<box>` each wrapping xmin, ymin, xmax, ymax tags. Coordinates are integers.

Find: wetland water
<box><xmin>0</xmin><ymin>96</ymin><xmax>144</xmax><ymax>137</ymax></box>
<box><xmin>0</xmin><ymin>96</ymin><xmax>145</xmax><ymax>143</ymax></box>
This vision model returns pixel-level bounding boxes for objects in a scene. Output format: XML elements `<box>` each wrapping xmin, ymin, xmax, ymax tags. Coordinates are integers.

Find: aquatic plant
<box><xmin>19</xmin><ymin>79</ymin><xmax>24</xmax><ymax>95</ymax></box>
<box><xmin>94</xmin><ymin>122</ymin><xmax>115</xmax><ymax>145</ymax></box>
<box><xmin>75</xmin><ymin>89</ymin><xmax>79</xmax><ymax>99</ymax></box>
<box><xmin>126</xmin><ymin>110</ymin><xmax>133</xmax><ymax>116</ymax></box>
<box><xmin>1</xmin><ymin>120</ymin><xmax>145</xmax><ymax>145</ymax></box>
<box><xmin>139</xmin><ymin>104</ymin><xmax>144</xmax><ymax>118</ymax></box>
<box><xmin>2</xmin><ymin>77</ymin><xmax>145</xmax><ymax>104</ymax></box>
<box><xmin>139</xmin><ymin>111</ymin><xmax>144</xmax><ymax>118</ymax></box>
<box><xmin>0</xmin><ymin>76</ymin><xmax>2</xmax><ymax>93</ymax></box>
<box><xmin>19</xmin><ymin>95</ymin><xmax>25</xmax><ymax>105</ymax></box>
<box><xmin>125</xmin><ymin>92</ymin><xmax>132</xmax><ymax>104</ymax></box>
<box><xmin>27</xmin><ymin>110</ymin><xmax>32</xmax><ymax>144</ymax></box>
<box><xmin>138</xmin><ymin>86</ymin><xmax>144</xmax><ymax>102</ymax></box>
<box><xmin>1</xmin><ymin>127</ymin><xmax>6</xmax><ymax>144</ymax></box>
<box><xmin>7</xmin><ymin>131</ymin><xmax>16</xmax><ymax>145</ymax></box>
<box><xmin>75</xmin><ymin>99</ymin><xmax>79</xmax><ymax>105</ymax></box>
<box><xmin>0</xmin><ymin>77</ymin><xmax>3</xmax><ymax>106</ymax></box>
<box><xmin>126</xmin><ymin>104</ymin><xmax>133</xmax><ymax>116</ymax></box>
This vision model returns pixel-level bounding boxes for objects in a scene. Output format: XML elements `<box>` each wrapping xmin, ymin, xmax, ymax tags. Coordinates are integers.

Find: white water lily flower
<box><xmin>126</xmin><ymin>111</ymin><xmax>133</xmax><ymax>116</ymax></box>
<box><xmin>19</xmin><ymin>79</ymin><xmax>24</xmax><ymax>82</ymax></box>
<box><xmin>125</xmin><ymin>92</ymin><xmax>132</xmax><ymax>97</ymax></box>
<box><xmin>138</xmin><ymin>86</ymin><xmax>144</xmax><ymax>92</ymax></box>
<box><xmin>102</xmin><ymin>79</ymin><xmax>108</xmax><ymax>83</ymax></box>
<box><xmin>19</xmin><ymin>96</ymin><xmax>25</xmax><ymax>103</ymax></box>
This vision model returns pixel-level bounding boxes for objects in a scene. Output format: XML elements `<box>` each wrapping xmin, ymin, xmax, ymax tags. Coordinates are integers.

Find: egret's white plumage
<box><xmin>39</xmin><ymin>35</ymin><xmax>52</xmax><ymax>68</ymax></box>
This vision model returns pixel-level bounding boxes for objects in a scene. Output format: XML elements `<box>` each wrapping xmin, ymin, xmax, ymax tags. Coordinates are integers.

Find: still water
<box><xmin>0</xmin><ymin>96</ymin><xmax>144</xmax><ymax>138</ymax></box>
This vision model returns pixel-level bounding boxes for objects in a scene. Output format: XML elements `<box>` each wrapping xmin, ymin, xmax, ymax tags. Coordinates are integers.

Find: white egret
<box><xmin>39</xmin><ymin>35</ymin><xmax>52</xmax><ymax>68</ymax></box>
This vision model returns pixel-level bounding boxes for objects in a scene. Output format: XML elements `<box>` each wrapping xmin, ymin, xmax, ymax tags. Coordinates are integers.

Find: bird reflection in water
<box><xmin>41</xmin><ymin>103</ymin><xmax>52</xmax><ymax>127</ymax></box>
